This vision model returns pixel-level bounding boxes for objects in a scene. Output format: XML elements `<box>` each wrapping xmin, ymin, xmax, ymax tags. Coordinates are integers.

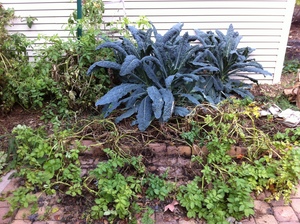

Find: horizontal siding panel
<box><xmin>104</xmin><ymin>9</ymin><xmax>286</xmax><ymax>16</ymax></box>
<box><xmin>12</xmin><ymin>17</ymin><xmax>69</xmax><ymax>25</ymax></box>
<box><xmin>9</xmin><ymin>30</ymin><xmax>71</xmax><ymax>38</ymax></box>
<box><xmin>104</xmin><ymin>1</ymin><xmax>288</xmax><ymax>9</ymax></box>
<box><xmin>8</xmin><ymin>24</ymin><xmax>68</xmax><ymax>31</ymax></box>
<box><xmin>1</xmin><ymin>0</ymin><xmax>72</xmax><ymax>3</ymax></box>
<box><xmin>103</xmin><ymin>28</ymin><xmax>284</xmax><ymax>37</ymax></box>
<box><xmin>6</xmin><ymin>3</ymin><xmax>76</xmax><ymax>10</ymax></box>
<box><xmin>7</xmin><ymin>10</ymin><xmax>74</xmax><ymax>17</ymax></box>
<box><xmin>103</xmin><ymin>15</ymin><xmax>286</xmax><ymax>23</ymax></box>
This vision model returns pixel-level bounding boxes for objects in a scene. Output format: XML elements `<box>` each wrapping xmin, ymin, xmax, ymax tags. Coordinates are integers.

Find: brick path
<box><xmin>1</xmin><ymin>171</ymin><xmax>300</xmax><ymax>224</ymax></box>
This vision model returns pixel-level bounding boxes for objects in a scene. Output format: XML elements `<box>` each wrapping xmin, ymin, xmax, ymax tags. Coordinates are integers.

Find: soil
<box><xmin>1</xmin><ymin>20</ymin><xmax>300</xmax><ymax>224</ymax></box>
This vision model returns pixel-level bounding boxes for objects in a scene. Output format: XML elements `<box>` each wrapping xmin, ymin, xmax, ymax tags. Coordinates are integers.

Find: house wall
<box><xmin>1</xmin><ymin>0</ymin><xmax>296</xmax><ymax>84</ymax></box>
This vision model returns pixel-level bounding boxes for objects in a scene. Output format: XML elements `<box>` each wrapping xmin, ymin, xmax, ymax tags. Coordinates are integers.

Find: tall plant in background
<box><xmin>0</xmin><ymin>0</ymin><xmax>111</xmax><ymax>117</ymax></box>
<box><xmin>88</xmin><ymin>23</ymin><xmax>271</xmax><ymax>131</ymax></box>
<box><xmin>31</xmin><ymin>0</ymin><xmax>111</xmax><ymax>119</ymax></box>
<box><xmin>0</xmin><ymin>5</ymin><xmax>34</xmax><ymax>113</ymax></box>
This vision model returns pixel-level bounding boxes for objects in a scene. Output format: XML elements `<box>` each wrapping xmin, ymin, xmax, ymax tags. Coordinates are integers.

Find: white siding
<box><xmin>1</xmin><ymin>0</ymin><xmax>76</xmax><ymax>58</ymax></box>
<box><xmin>2</xmin><ymin>0</ymin><xmax>296</xmax><ymax>84</ymax></box>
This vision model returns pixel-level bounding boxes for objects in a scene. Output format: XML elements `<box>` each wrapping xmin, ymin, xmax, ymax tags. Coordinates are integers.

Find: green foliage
<box><xmin>177</xmin><ymin>101</ymin><xmax>300</xmax><ymax>223</ymax></box>
<box><xmin>0</xmin><ymin>151</ymin><xmax>7</xmax><ymax>176</ymax></box>
<box><xmin>0</xmin><ymin>5</ymin><xmax>35</xmax><ymax>113</ymax></box>
<box><xmin>143</xmin><ymin>173</ymin><xmax>175</xmax><ymax>201</ymax></box>
<box><xmin>283</xmin><ymin>60</ymin><xmax>300</xmax><ymax>74</ymax></box>
<box><xmin>89</xmin><ymin>148</ymin><xmax>145</xmax><ymax>221</ymax></box>
<box><xmin>106</xmin><ymin>15</ymin><xmax>151</xmax><ymax>38</ymax></box>
<box><xmin>274</xmin><ymin>127</ymin><xmax>300</xmax><ymax>145</ymax></box>
<box><xmin>7</xmin><ymin>187</ymin><xmax>37</xmax><ymax>213</ymax></box>
<box><xmin>7</xmin><ymin>124</ymin><xmax>84</xmax><ymax>212</ymax></box>
<box><xmin>0</xmin><ymin>0</ymin><xmax>110</xmax><ymax>119</ymax></box>
<box><xmin>22</xmin><ymin>16</ymin><xmax>37</xmax><ymax>28</ymax></box>
<box><xmin>141</xmin><ymin>207</ymin><xmax>155</xmax><ymax>224</ymax></box>
<box><xmin>88</xmin><ymin>23</ymin><xmax>271</xmax><ymax>131</ymax></box>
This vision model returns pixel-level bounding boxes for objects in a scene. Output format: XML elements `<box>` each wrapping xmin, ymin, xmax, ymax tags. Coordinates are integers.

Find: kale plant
<box><xmin>88</xmin><ymin>23</ymin><xmax>271</xmax><ymax>131</ymax></box>
<box><xmin>88</xmin><ymin>23</ymin><xmax>204</xmax><ymax>130</ymax></box>
<box><xmin>192</xmin><ymin>25</ymin><xmax>272</xmax><ymax>104</ymax></box>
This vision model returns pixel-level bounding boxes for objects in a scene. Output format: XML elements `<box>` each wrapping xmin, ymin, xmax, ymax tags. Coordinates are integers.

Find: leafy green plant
<box><xmin>143</xmin><ymin>172</ymin><xmax>174</xmax><ymax>201</ymax></box>
<box><xmin>89</xmin><ymin>148</ymin><xmax>145</xmax><ymax>221</ymax></box>
<box><xmin>0</xmin><ymin>6</ymin><xmax>35</xmax><ymax>113</ymax></box>
<box><xmin>22</xmin><ymin>16</ymin><xmax>37</xmax><ymax>28</ymax></box>
<box><xmin>6</xmin><ymin>124</ymin><xmax>84</xmax><ymax>212</ymax></box>
<box><xmin>88</xmin><ymin>23</ymin><xmax>271</xmax><ymax>131</ymax></box>
<box><xmin>0</xmin><ymin>151</ymin><xmax>7</xmax><ymax>176</ymax></box>
<box><xmin>283</xmin><ymin>59</ymin><xmax>300</xmax><ymax>74</ymax></box>
<box><xmin>106</xmin><ymin>15</ymin><xmax>151</xmax><ymax>38</ymax></box>
<box><xmin>141</xmin><ymin>207</ymin><xmax>155</xmax><ymax>224</ymax></box>
<box><xmin>176</xmin><ymin>101</ymin><xmax>300</xmax><ymax>223</ymax></box>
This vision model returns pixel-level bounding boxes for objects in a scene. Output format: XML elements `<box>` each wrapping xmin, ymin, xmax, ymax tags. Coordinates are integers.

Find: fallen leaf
<box><xmin>164</xmin><ymin>199</ymin><xmax>179</xmax><ymax>212</ymax></box>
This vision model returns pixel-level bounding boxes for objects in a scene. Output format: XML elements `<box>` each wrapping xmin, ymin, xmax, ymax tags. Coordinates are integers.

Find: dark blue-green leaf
<box><xmin>120</xmin><ymin>55</ymin><xmax>141</xmax><ymax>76</ymax></box>
<box><xmin>95</xmin><ymin>83</ymin><xmax>141</xmax><ymax>106</ymax></box>
<box><xmin>137</xmin><ymin>96</ymin><xmax>153</xmax><ymax>131</ymax></box>
<box><xmin>87</xmin><ymin>61</ymin><xmax>121</xmax><ymax>75</ymax></box>
<box><xmin>147</xmin><ymin>86</ymin><xmax>163</xmax><ymax>119</ymax></box>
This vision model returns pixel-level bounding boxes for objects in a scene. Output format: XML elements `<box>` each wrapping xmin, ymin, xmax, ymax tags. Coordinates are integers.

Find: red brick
<box><xmin>0</xmin><ymin>207</ymin><xmax>12</xmax><ymax>224</ymax></box>
<box><xmin>240</xmin><ymin>217</ymin><xmax>256</xmax><ymax>224</ymax></box>
<box><xmin>254</xmin><ymin>200</ymin><xmax>272</xmax><ymax>214</ymax></box>
<box><xmin>291</xmin><ymin>198</ymin><xmax>300</xmax><ymax>220</ymax></box>
<box><xmin>273</xmin><ymin>206</ymin><xmax>299</xmax><ymax>222</ymax></box>
<box><xmin>255</xmin><ymin>214</ymin><xmax>278</xmax><ymax>224</ymax></box>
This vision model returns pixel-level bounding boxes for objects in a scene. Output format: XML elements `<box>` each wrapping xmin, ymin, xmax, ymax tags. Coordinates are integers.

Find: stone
<box><xmin>291</xmin><ymin>182</ymin><xmax>300</xmax><ymax>198</ymax></box>
<box><xmin>0</xmin><ymin>170</ymin><xmax>15</xmax><ymax>193</ymax></box>
<box><xmin>291</xmin><ymin>198</ymin><xmax>300</xmax><ymax>219</ymax></box>
<box><xmin>177</xmin><ymin>146</ymin><xmax>191</xmax><ymax>156</ymax></box>
<box><xmin>192</xmin><ymin>145</ymin><xmax>208</xmax><ymax>156</ymax></box>
<box><xmin>0</xmin><ymin>206</ymin><xmax>11</xmax><ymax>224</ymax></box>
<box><xmin>167</xmin><ymin>146</ymin><xmax>178</xmax><ymax>155</ymax></box>
<box><xmin>273</xmin><ymin>206</ymin><xmax>299</xmax><ymax>222</ymax></box>
<box><xmin>14</xmin><ymin>207</ymin><xmax>31</xmax><ymax>220</ymax></box>
<box><xmin>254</xmin><ymin>200</ymin><xmax>273</xmax><ymax>215</ymax></box>
<box><xmin>148</xmin><ymin>143</ymin><xmax>167</xmax><ymax>154</ymax></box>
<box><xmin>240</xmin><ymin>216</ymin><xmax>256</xmax><ymax>224</ymax></box>
<box><xmin>255</xmin><ymin>214</ymin><xmax>278</xmax><ymax>224</ymax></box>
<box><xmin>270</xmin><ymin>198</ymin><xmax>288</xmax><ymax>207</ymax></box>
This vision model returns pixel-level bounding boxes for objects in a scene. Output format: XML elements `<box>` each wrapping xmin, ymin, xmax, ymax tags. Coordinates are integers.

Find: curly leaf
<box><xmin>232</xmin><ymin>67</ymin><xmax>272</xmax><ymax>77</ymax></box>
<box><xmin>87</xmin><ymin>61</ymin><xmax>121</xmax><ymax>75</ymax></box>
<box><xmin>95</xmin><ymin>41</ymin><xmax>128</xmax><ymax>56</ymax></box>
<box><xmin>162</xmin><ymin>23</ymin><xmax>183</xmax><ymax>43</ymax></box>
<box><xmin>159</xmin><ymin>88</ymin><xmax>174</xmax><ymax>122</ymax></box>
<box><xmin>102</xmin><ymin>101</ymin><xmax>121</xmax><ymax>117</ymax></box>
<box><xmin>165</xmin><ymin>75</ymin><xmax>175</xmax><ymax>88</ymax></box>
<box><xmin>137</xmin><ymin>96</ymin><xmax>153</xmax><ymax>131</ymax></box>
<box><xmin>95</xmin><ymin>83</ymin><xmax>142</xmax><ymax>106</ymax></box>
<box><xmin>143</xmin><ymin>63</ymin><xmax>163</xmax><ymax>88</ymax></box>
<box><xmin>174</xmin><ymin>106</ymin><xmax>190</xmax><ymax>117</ymax></box>
<box><xmin>115</xmin><ymin>107</ymin><xmax>138</xmax><ymax>123</ymax></box>
<box><xmin>147</xmin><ymin>86</ymin><xmax>164</xmax><ymax>119</ymax></box>
<box><xmin>120</xmin><ymin>55</ymin><xmax>141</xmax><ymax>76</ymax></box>
<box><xmin>180</xmin><ymin>93</ymin><xmax>201</xmax><ymax>105</ymax></box>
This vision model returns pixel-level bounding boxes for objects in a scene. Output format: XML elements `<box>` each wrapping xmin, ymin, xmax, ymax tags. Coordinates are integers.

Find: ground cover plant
<box><xmin>1</xmin><ymin>99</ymin><xmax>300</xmax><ymax>223</ymax></box>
